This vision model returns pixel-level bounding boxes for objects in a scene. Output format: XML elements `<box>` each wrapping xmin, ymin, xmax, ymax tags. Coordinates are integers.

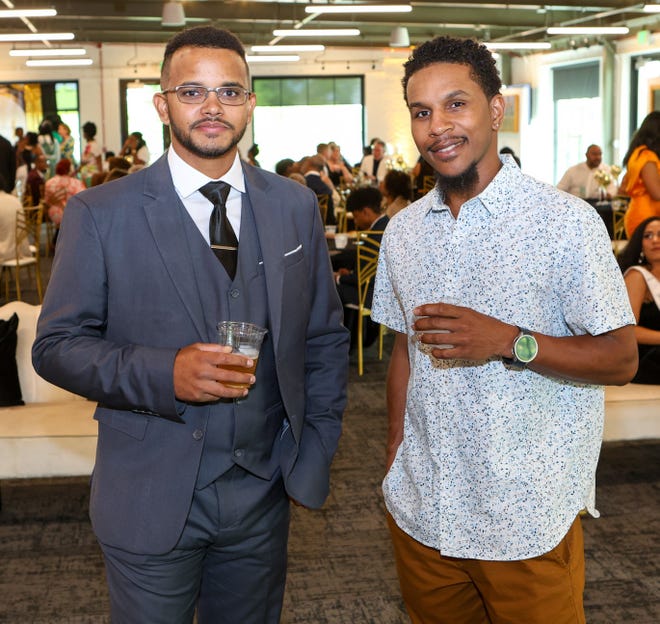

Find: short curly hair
<box><xmin>402</xmin><ymin>36</ymin><xmax>501</xmax><ymax>104</ymax></box>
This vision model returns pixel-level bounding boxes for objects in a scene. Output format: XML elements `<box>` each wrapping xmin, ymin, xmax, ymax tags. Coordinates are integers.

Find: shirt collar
<box><xmin>424</xmin><ymin>155</ymin><xmax>521</xmax><ymax>217</ymax></box>
<box><xmin>167</xmin><ymin>147</ymin><xmax>246</xmax><ymax>199</ymax></box>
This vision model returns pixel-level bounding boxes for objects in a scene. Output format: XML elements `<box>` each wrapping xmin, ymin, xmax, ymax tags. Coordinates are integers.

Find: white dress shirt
<box><xmin>167</xmin><ymin>147</ymin><xmax>245</xmax><ymax>243</ymax></box>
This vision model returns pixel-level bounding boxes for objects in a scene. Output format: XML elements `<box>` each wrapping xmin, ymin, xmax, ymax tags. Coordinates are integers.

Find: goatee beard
<box><xmin>436</xmin><ymin>161</ymin><xmax>479</xmax><ymax>197</ymax></box>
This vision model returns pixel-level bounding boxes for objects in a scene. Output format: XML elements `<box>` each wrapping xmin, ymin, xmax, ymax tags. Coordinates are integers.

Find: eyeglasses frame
<box><xmin>160</xmin><ymin>84</ymin><xmax>252</xmax><ymax>106</ymax></box>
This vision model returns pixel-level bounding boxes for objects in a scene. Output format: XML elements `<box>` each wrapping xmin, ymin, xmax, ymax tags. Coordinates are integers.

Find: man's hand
<box><xmin>173</xmin><ymin>343</ymin><xmax>255</xmax><ymax>402</ymax></box>
<box><xmin>413</xmin><ymin>302</ymin><xmax>518</xmax><ymax>361</ymax></box>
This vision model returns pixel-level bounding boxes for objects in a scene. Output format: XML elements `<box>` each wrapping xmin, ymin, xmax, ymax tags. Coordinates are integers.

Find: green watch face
<box><xmin>514</xmin><ymin>334</ymin><xmax>538</xmax><ymax>363</ymax></box>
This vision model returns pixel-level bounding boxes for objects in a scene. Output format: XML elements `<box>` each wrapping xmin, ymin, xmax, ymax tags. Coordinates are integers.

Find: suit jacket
<box><xmin>32</xmin><ymin>154</ymin><xmax>350</xmax><ymax>554</ymax></box>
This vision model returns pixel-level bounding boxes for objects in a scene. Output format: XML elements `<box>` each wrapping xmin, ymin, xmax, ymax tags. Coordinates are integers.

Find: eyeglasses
<box><xmin>161</xmin><ymin>85</ymin><xmax>252</xmax><ymax>106</ymax></box>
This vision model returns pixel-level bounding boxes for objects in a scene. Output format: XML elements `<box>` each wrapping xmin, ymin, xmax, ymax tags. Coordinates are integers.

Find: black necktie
<box><xmin>199</xmin><ymin>181</ymin><xmax>238</xmax><ymax>280</ymax></box>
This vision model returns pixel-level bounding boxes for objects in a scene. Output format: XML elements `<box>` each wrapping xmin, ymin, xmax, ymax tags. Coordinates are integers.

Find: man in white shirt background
<box><xmin>557</xmin><ymin>144</ymin><xmax>617</xmax><ymax>200</ymax></box>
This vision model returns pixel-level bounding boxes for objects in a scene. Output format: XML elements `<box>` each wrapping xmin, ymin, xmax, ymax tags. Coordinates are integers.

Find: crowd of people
<box><xmin>0</xmin><ymin>117</ymin><xmax>154</xmax><ymax>253</ymax></box>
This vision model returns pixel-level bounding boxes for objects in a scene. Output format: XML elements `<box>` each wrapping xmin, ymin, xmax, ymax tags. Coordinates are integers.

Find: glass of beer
<box><xmin>216</xmin><ymin>321</ymin><xmax>268</xmax><ymax>389</ymax></box>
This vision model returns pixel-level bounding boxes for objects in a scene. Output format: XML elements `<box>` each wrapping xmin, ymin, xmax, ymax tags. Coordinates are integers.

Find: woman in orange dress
<box><xmin>622</xmin><ymin>111</ymin><xmax>660</xmax><ymax>238</ymax></box>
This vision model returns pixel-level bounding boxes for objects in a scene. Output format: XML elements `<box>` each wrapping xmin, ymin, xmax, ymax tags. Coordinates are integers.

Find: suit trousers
<box><xmin>100</xmin><ymin>465</ymin><xmax>290</xmax><ymax>624</ymax></box>
<box><xmin>387</xmin><ymin>513</ymin><xmax>586</xmax><ymax>624</ymax></box>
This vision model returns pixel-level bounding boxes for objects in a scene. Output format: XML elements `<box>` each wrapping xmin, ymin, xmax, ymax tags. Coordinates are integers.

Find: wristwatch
<box><xmin>502</xmin><ymin>327</ymin><xmax>538</xmax><ymax>369</ymax></box>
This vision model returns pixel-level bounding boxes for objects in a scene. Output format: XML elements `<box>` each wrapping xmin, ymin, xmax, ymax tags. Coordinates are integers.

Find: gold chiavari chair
<box><xmin>316</xmin><ymin>194</ymin><xmax>329</xmax><ymax>225</ymax></box>
<box><xmin>1</xmin><ymin>205</ymin><xmax>43</xmax><ymax>303</ymax></box>
<box><xmin>345</xmin><ymin>230</ymin><xmax>385</xmax><ymax>376</ymax></box>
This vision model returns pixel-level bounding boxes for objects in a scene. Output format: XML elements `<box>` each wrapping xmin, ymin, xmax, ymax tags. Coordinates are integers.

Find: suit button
<box><xmin>234</xmin><ymin>449</ymin><xmax>244</xmax><ymax>458</ymax></box>
<box><xmin>192</xmin><ymin>429</ymin><xmax>204</xmax><ymax>440</ymax></box>
<box><xmin>230</xmin><ymin>289</ymin><xmax>240</xmax><ymax>298</ymax></box>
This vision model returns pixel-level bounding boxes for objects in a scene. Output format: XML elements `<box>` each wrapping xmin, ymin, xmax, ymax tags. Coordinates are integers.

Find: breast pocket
<box><xmin>283</xmin><ymin>243</ymin><xmax>304</xmax><ymax>268</ymax></box>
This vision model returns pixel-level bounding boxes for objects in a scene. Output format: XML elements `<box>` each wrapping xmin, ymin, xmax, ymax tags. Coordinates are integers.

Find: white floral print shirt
<box><xmin>372</xmin><ymin>156</ymin><xmax>635</xmax><ymax>560</ymax></box>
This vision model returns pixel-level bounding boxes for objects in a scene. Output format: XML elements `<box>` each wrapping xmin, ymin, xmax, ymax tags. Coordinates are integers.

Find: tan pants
<box><xmin>387</xmin><ymin>514</ymin><xmax>586</xmax><ymax>624</ymax></box>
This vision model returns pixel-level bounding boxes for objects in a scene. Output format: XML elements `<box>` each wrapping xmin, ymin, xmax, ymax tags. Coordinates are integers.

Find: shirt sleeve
<box><xmin>558</xmin><ymin>206</ymin><xmax>635</xmax><ymax>336</ymax></box>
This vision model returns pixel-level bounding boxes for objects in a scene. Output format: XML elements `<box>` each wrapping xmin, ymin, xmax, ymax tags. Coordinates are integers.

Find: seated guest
<box><xmin>26</xmin><ymin>154</ymin><xmax>48</xmax><ymax>206</ymax></box>
<box><xmin>412</xmin><ymin>155</ymin><xmax>436</xmax><ymax>198</ymax></box>
<box><xmin>327</xmin><ymin>142</ymin><xmax>354</xmax><ymax>187</ymax></box>
<box><xmin>359</xmin><ymin>139</ymin><xmax>391</xmax><ymax>184</ymax></box>
<box><xmin>380</xmin><ymin>169</ymin><xmax>412</xmax><ymax>218</ymax></box>
<box><xmin>275</xmin><ymin>158</ymin><xmax>295</xmax><ymax>177</ymax></box>
<box><xmin>334</xmin><ymin>187</ymin><xmax>389</xmax><ymax>348</ymax></box>
<box><xmin>0</xmin><ymin>174</ymin><xmax>29</xmax><ymax>263</ymax></box>
<box><xmin>44</xmin><ymin>159</ymin><xmax>86</xmax><ymax>235</ymax></box>
<box><xmin>557</xmin><ymin>144</ymin><xmax>617</xmax><ymax>200</ymax></box>
<box><xmin>618</xmin><ymin>216</ymin><xmax>660</xmax><ymax>384</ymax></box>
<box><xmin>302</xmin><ymin>155</ymin><xmax>336</xmax><ymax>225</ymax></box>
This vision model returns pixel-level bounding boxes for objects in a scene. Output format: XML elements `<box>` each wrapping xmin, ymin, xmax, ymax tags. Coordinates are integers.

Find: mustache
<box><xmin>191</xmin><ymin>117</ymin><xmax>234</xmax><ymax>130</ymax></box>
<box><xmin>427</xmin><ymin>137</ymin><xmax>465</xmax><ymax>152</ymax></box>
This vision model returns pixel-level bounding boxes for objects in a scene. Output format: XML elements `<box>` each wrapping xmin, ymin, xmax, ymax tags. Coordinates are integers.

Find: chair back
<box><xmin>611</xmin><ymin>196</ymin><xmax>629</xmax><ymax>242</ymax></box>
<box><xmin>316</xmin><ymin>194</ymin><xmax>329</xmax><ymax>224</ymax></box>
<box><xmin>355</xmin><ymin>231</ymin><xmax>383</xmax><ymax>310</ymax></box>
<box><xmin>16</xmin><ymin>205</ymin><xmax>43</xmax><ymax>261</ymax></box>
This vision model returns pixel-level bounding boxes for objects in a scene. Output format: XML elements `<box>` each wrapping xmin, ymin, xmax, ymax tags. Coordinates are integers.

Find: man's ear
<box><xmin>490</xmin><ymin>94</ymin><xmax>505</xmax><ymax>130</ymax></box>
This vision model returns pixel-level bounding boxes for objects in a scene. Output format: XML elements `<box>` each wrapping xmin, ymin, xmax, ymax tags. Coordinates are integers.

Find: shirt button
<box><xmin>230</xmin><ymin>289</ymin><xmax>240</xmax><ymax>298</ymax></box>
<box><xmin>192</xmin><ymin>429</ymin><xmax>204</xmax><ymax>441</ymax></box>
<box><xmin>234</xmin><ymin>449</ymin><xmax>244</xmax><ymax>458</ymax></box>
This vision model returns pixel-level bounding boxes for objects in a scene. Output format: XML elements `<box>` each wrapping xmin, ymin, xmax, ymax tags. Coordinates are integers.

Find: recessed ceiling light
<box><xmin>26</xmin><ymin>58</ymin><xmax>93</xmax><ymax>67</ymax></box>
<box><xmin>246</xmin><ymin>55</ymin><xmax>300</xmax><ymax>63</ymax></box>
<box><xmin>485</xmin><ymin>42</ymin><xmax>552</xmax><ymax>50</ymax></box>
<box><xmin>546</xmin><ymin>26</ymin><xmax>629</xmax><ymax>35</ymax></box>
<box><xmin>10</xmin><ymin>48</ymin><xmax>87</xmax><ymax>57</ymax></box>
<box><xmin>304</xmin><ymin>4</ymin><xmax>411</xmax><ymax>14</ymax></box>
<box><xmin>273</xmin><ymin>29</ymin><xmax>361</xmax><ymax>37</ymax></box>
<box><xmin>250</xmin><ymin>45</ymin><xmax>325</xmax><ymax>52</ymax></box>
<box><xmin>0</xmin><ymin>32</ymin><xmax>75</xmax><ymax>42</ymax></box>
<box><xmin>0</xmin><ymin>9</ymin><xmax>57</xmax><ymax>18</ymax></box>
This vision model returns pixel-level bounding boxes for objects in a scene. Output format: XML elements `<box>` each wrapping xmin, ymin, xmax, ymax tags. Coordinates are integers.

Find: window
<box><xmin>120</xmin><ymin>79</ymin><xmax>168</xmax><ymax>164</ymax></box>
<box><xmin>251</xmin><ymin>76</ymin><xmax>364</xmax><ymax>172</ymax></box>
<box><xmin>0</xmin><ymin>81</ymin><xmax>80</xmax><ymax>161</ymax></box>
<box><xmin>553</xmin><ymin>62</ymin><xmax>600</xmax><ymax>184</ymax></box>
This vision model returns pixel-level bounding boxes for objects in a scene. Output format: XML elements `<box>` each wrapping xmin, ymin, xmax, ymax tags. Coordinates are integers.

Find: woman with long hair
<box><xmin>618</xmin><ymin>216</ymin><xmax>660</xmax><ymax>383</ymax></box>
<box><xmin>621</xmin><ymin>111</ymin><xmax>660</xmax><ymax>237</ymax></box>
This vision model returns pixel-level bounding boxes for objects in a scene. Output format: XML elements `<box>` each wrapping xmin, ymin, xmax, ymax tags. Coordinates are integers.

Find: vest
<box><xmin>181</xmin><ymin>190</ymin><xmax>285</xmax><ymax>488</ymax></box>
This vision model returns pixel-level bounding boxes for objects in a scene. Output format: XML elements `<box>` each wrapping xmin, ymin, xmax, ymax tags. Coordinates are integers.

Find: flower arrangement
<box><xmin>594</xmin><ymin>169</ymin><xmax>613</xmax><ymax>188</ymax></box>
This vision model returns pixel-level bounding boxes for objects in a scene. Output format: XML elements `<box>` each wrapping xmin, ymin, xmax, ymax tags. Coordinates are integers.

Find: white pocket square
<box><xmin>284</xmin><ymin>244</ymin><xmax>302</xmax><ymax>257</ymax></box>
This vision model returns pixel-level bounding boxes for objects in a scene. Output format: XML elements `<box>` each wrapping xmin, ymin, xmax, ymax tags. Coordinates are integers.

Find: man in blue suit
<box><xmin>33</xmin><ymin>26</ymin><xmax>349</xmax><ymax>624</ymax></box>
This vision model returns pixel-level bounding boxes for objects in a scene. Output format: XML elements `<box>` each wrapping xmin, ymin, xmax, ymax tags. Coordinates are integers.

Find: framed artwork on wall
<box><xmin>501</xmin><ymin>93</ymin><xmax>520</xmax><ymax>133</ymax></box>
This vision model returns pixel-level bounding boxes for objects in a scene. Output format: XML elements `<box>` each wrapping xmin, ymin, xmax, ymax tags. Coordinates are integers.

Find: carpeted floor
<box><xmin>1</xmin><ymin>264</ymin><xmax>659</xmax><ymax>622</ymax></box>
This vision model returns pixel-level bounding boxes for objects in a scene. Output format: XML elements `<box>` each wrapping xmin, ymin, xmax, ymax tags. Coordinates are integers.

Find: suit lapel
<box><xmin>142</xmin><ymin>155</ymin><xmax>207</xmax><ymax>341</ymax></box>
<box><xmin>242</xmin><ymin>164</ymin><xmax>284</xmax><ymax>351</ymax></box>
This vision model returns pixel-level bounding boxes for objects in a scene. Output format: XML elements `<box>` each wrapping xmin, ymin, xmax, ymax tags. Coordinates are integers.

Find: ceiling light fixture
<box><xmin>246</xmin><ymin>55</ymin><xmax>300</xmax><ymax>63</ymax></box>
<box><xmin>0</xmin><ymin>9</ymin><xmax>57</xmax><ymax>18</ymax></box>
<box><xmin>273</xmin><ymin>28</ymin><xmax>361</xmax><ymax>37</ymax></box>
<box><xmin>642</xmin><ymin>3</ymin><xmax>660</xmax><ymax>12</ymax></box>
<box><xmin>162</xmin><ymin>2</ymin><xmax>186</xmax><ymax>27</ymax></box>
<box><xmin>250</xmin><ymin>44</ymin><xmax>325</xmax><ymax>52</ymax></box>
<box><xmin>0</xmin><ymin>33</ymin><xmax>75</xmax><ymax>42</ymax></box>
<box><xmin>26</xmin><ymin>58</ymin><xmax>93</xmax><ymax>67</ymax></box>
<box><xmin>389</xmin><ymin>26</ymin><xmax>410</xmax><ymax>47</ymax></box>
<box><xmin>305</xmin><ymin>4</ymin><xmax>412</xmax><ymax>14</ymax></box>
<box><xmin>485</xmin><ymin>42</ymin><xmax>552</xmax><ymax>50</ymax></box>
<box><xmin>546</xmin><ymin>26</ymin><xmax>629</xmax><ymax>35</ymax></box>
<box><xmin>9</xmin><ymin>47</ymin><xmax>87</xmax><ymax>57</ymax></box>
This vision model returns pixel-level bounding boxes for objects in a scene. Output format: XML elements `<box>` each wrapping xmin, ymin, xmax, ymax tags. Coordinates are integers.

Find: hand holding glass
<box><xmin>217</xmin><ymin>321</ymin><xmax>268</xmax><ymax>389</ymax></box>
